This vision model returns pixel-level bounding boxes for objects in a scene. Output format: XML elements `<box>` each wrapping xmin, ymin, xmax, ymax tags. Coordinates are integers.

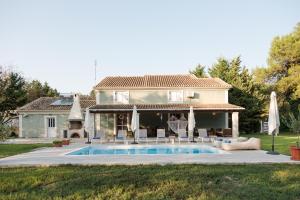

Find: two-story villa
<box><xmin>18</xmin><ymin>74</ymin><xmax>244</xmax><ymax>139</ymax></box>
<box><xmin>91</xmin><ymin>74</ymin><xmax>244</xmax><ymax>138</ymax></box>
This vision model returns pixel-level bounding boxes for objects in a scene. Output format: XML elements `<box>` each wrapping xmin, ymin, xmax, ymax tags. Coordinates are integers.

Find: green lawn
<box><xmin>0</xmin><ymin>132</ymin><xmax>298</xmax><ymax>158</ymax></box>
<box><xmin>241</xmin><ymin>132</ymin><xmax>299</xmax><ymax>155</ymax></box>
<box><xmin>0</xmin><ymin>138</ymin><xmax>299</xmax><ymax>199</ymax></box>
<box><xmin>0</xmin><ymin>164</ymin><xmax>299</xmax><ymax>200</ymax></box>
<box><xmin>0</xmin><ymin>144</ymin><xmax>53</xmax><ymax>158</ymax></box>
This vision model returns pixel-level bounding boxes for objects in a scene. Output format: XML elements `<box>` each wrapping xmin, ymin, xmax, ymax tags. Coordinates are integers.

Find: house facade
<box><xmin>18</xmin><ymin>95</ymin><xmax>95</xmax><ymax>138</ymax></box>
<box><xmin>90</xmin><ymin>74</ymin><xmax>244</xmax><ymax>138</ymax></box>
<box><xmin>18</xmin><ymin>74</ymin><xmax>244</xmax><ymax>139</ymax></box>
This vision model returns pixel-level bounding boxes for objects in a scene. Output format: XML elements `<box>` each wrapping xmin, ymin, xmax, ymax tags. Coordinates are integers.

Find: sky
<box><xmin>0</xmin><ymin>0</ymin><xmax>299</xmax><ymax>94</ymax></box>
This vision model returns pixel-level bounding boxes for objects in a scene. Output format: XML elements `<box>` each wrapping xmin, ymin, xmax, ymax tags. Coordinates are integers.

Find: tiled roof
<box><xmin>95</xmin><ymin>74</ymin><xmax>232</xmax><ymax>89</ymax></box>
<box><xmin>89</xmin><ymin>103</ymin><xmax>244</xmax><ymax>112</ymax></box>
<box><xmin>18</xmin><ymin>96</ymin><xmax>96</xmax><ymax>112</ymax></box>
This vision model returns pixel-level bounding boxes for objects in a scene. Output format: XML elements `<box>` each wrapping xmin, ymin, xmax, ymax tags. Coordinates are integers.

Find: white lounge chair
<box><xmin>156</xmin><ymin>129</ymin><xmax>168</xmax><ymax>144</ymax></box>
<box><xmin>138</xmin><ymin>129</ymin><xmax>148</xmax><ymax>143</ymax></box>
<box><xmin>197</xmin><ymin>129</ymin><xmax>211</xmax><ymax>143</ymax></box>
<box><xmin>178</xmin><ymin>129</ymin><xmax>189</xmax><ymax>144</ymax></box>
<box><xmin>115</xmin><ymin>130</ymin><xmax>127</xmax><ymax>144</ymax></box>
<box><xmin>92</xmin><ymin>131</ymin><xmax>106</xmax><ymax>144</ymax></box>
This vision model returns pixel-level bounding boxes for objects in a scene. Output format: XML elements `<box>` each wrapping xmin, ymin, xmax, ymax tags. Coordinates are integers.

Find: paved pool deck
<box><xmin>0</xmin><ymin>143</ymin><xmax>299</xmax><ymax>167</ymax></box>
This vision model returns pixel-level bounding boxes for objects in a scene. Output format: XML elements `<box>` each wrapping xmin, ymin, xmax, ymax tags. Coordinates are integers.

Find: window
<box><xmin>114</xmin><ymin>91</ymin><xmax>129</xmax><ymax>104</ymax></box>
<box><xmin>168</xmin><ymin>90</ymin><xmax>183</xmax><ymax>102</ymax></box>
<box><xmin>48</xmin><ymin>117</ymin><xmax>56</xmax><ymax>128</ymax></box>
<box><xmin>63</xmin><ymin>130</ymin><xmax>68</xmax><ymax>138</ymax></box>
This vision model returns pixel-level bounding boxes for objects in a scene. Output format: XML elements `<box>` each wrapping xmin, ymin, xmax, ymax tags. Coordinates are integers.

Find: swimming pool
<box><xmin>67</xmin><ymin>145</ymin><xmax>224</xmax><ymax>155</ymax></box>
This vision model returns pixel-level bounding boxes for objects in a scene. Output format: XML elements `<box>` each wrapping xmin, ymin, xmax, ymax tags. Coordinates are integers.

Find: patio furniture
<box><xmin>169</xmin><ymin>135</ymin><xmax>176</xmax><ymax>144</ymax></box>
<box><xmin>216</xmin><ymin>128</ymin><xmax>223</xmax><ymax>137</ymax></box>
<box><xmin>115</xmin><ymin>130</ymin><xmax>127</xmax><ymax>144</ymax></box>
<box><xmin>213</xmin><ymin>138</ymin><xmax>223</xmax><ymax>148</ymax></box>
<box><xmin>207</xmin><ymin>128</ymin><xmax>216</xmax><ymax>137</ymax></box>
<box><xmin>92</xmin><ymin>131</ymin><xmax>106</xmax><ymax>144</ymax></box>
<box><xmin>178</xmin><ymin>129</ymin><xmax>189</xmax><ymax>144</ymax></box>
<box><xmin>221</xmin><ymin>138</ymin><xmax>261</xmax><ymax>151</ymax></box>
<box><xmin>223</xmin><ymin>128</ymin><xmax>232</xmax><ymax>137</ymax></box>
<box><xmin>216</xmin><ymin>128</ymin><xmax>232</xmax><ymax>137</ymax></box>
<box><xmin>156</xmin><ymin>129</ymin><xmax>168</xmax><ymax>144</ymax></box>
<box><xmin>197</xmin><ymin>129</ymin><xmax>211</xmax><ymax>143</ymax></box>
<box><xmin>137</xmin><ymin>129</ymin><xmax>148</xmax><ymax>143</ymax></box>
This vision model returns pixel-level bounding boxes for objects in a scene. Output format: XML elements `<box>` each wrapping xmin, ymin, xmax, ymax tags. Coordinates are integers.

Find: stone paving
<box><xmin>0</xmin><ymin>143</ymin><xmax>299</xmax><ymax>167</ymax></box>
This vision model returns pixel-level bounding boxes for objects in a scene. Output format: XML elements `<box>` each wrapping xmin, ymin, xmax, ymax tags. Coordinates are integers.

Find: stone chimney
<box><xmin>68</xmin><ymin>94</ymin><xmax>83</xmax><ymax>121</ymax></box>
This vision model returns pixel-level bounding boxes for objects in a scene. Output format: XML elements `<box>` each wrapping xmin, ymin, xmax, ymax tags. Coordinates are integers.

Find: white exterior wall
<box><xmin>98</xmin><ymin>88</ymin><xmax>229</xmax><ymax>105</ymax></box>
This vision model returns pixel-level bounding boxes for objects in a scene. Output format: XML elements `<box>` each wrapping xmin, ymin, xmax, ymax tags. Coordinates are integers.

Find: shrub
<box><xmin>282</xmin><ymin>106</ymin><xmax>300</xmax><ymax>147</ymax></box>
<box><xmin>53</xmin><ymin>140</ymin><xmax>63</xmax><ymax>145</ymax></box>
<box><xmin>0</xmin><ymin>123</ymin><xmax>11</xmax><ymax>141</ymax></box>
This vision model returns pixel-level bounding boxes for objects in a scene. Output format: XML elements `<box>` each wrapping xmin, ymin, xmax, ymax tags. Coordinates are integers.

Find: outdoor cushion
<box><xmin>221</xmin><ymin>138</ymin><xmax>261</xmax><ymax>151</ymax></box>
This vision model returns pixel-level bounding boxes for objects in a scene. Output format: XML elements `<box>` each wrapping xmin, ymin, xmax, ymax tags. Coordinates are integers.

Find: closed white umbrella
<box><xmin>267</xmin><ymin>91</ymin><xmax>280</xmax><ymax>155</ymax></box>
<box><xmin>84</xmin><ymin>108</ymin><xmax>92</xmax><ymax>143</ymax></box>
<box><xmin>188</xmin><ymin>106</ymin><xmax>196</xmax><ymax>142</ymax></box>
<box><xmin>268</xmin><ymin>91</ymin><xmax>280</xmax><ymax>136</ymax></box>
<box><xmin>131</xmin><ymin>105</ymin><xmax>138</xmax><ymax>144</ymax></box>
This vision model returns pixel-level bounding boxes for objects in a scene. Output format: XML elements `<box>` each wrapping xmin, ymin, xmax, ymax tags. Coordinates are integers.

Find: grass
<box><xmin>241</xmin><ymin>132</ymin><xmax>299</xmax><ymax>155</ymax></box>
<box><xmin>0</xmin><ymin>144</ymin><xmax>53</xmax><ymax>158</ymax></box>
<box><xmin>0</xmin><ymin>132</ymin><xmax>297</xmax><ymax>158</ymax></box>
<box><xmin>0</xmin><ymin>137</ymin><xmax>299</xmax><ymax>199</ymax></box>
<box><xmin>0</xmin><ymin>164</ymin><xmax>299</xmax><ymax>200</ymax></box>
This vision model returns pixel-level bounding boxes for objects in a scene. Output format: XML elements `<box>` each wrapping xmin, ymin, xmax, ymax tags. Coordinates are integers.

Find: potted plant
<box><xmin>282</xmin><ymin>107</ymin><xmax>300</xmax><ymax>161</ymax></box>
<box><xmin>62</xmin><ymin>139</ymin><xmax>70</xmax><ymax>145</ymax></box>
<box><xmin>53</xmin><ymin>140</ymin><xmax>63</xmax><ymax>147</ymax></box>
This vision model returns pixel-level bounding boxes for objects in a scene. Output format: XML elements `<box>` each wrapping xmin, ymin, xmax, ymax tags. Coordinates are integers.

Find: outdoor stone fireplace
<box><xmin>67</xmin><ymin>94</ymin><xmax>84</xmax><ymax>138</ymax></box>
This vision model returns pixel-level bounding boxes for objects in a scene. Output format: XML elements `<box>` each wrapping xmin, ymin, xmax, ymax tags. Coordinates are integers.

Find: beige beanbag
<box><xmin>221</xmin><ymin>137</ymin><xmax>261</xmax><ymax>151</ymax></box>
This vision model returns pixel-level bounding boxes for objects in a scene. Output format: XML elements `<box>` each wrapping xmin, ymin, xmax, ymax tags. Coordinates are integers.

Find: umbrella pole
<box><xmin>190</xmin><ymin>128</ymin><xmax>196</xmax><ymax>143</ymax></box>
<box><xmin>131</xmin><ymin>130</ymin><xmax>138</xmax><ymax>144</ymax></box>
<box><xmin>267</xmin><ymin>130</ymin><xmax>279</xmax><ymax>155</ymax></box>
<box><xmin>272</xmin><ymin>132</ymin><xmax>275</xmax><ymax>152</ymax></box>
<box><xmin>86</xmin><ymin>131</ymin><xmax>91</xmax><ymax>144</ymax></box>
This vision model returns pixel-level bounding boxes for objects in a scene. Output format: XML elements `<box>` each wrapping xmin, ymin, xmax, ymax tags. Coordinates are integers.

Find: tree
<box><xmin>0</xmin><ymin>68</ymin><xmax>59</xmax><ymax>125</ymax></box>
<box><xmin>254</xmin><ymin>23</ymin><xmax>300</xmax><ymax>116</ymax></box>
<box><xmin>25</xmin><ymin>80</ymin><xmax>59</xmax><ymax>103</ymax></box>
<box><xmin>42</xmin><ymin>82</ymin><xmax>59</xmax><ymax>97</ymax></box>
<box><xmin>0</xmin><ymin>71</ymin><xmax>27</xmax><ymax>124</ymax></box>
<box><xmin>209</xmin><ymin>56</ymin><xmax>264</xmax><ymax>133</ymax></box>
<box><xmin>189</xmin><ymin>64</ymin><xmax>207</xmax><ymax>78</ymax></box>
<box><xmin>282</xmin><ymin>106</ymin><xmax>300</xmax><ymax>147</ymax></box>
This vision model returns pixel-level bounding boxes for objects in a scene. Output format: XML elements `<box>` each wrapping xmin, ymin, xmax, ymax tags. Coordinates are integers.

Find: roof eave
<box><xmin>94</xmin><ymin>86</ymin><xmax>232</xmax><ymax>90</ymax></box>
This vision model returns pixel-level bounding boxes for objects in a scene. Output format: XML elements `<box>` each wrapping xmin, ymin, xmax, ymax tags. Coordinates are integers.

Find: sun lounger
<box><xmin>178</xmin><ymin>129</ymin><xmax>189</xmax><ymax>144</ymax></box>
<box><xmin>221</xmin><ymin>137</ymin><xmax>261</xmax><ymax>151</ymax></box>
<box><xmin>156</xmin><ymin>129</ymin><xmax>168</xmax><ymax>144</ymax></box>
<box><xmin>92</xmin><ymin>131</ymin><xmax>106</xmax><ymax>144</ymax></box>
<box><xmin>137</xmin><ymin>129</ymin><xmax>148</xmax><ymax>143</ymax></box>
<box><xmin>115</xmin><ymin>130</ymin><xmax>127</xmax><ymax>144</ymax></box>
<box><xmin>197</xmin><ymin>129</ymin><xmax>211</xmax><ymax>142</ymax></box>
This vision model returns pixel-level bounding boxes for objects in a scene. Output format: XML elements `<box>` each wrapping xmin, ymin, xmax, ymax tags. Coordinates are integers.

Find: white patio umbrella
<box><xmin>84</xmin><ymin>108</ymin><xmax>92</xmax><ymax>143</ymax></box>
<box><xmin>188</xmin><ymin>106</ymin><xmax>196</xmax><ymax>142</ymax></box>
<box><xmin>267</xmin><ymin>91</ymin><xmax>280</xmax><ymax>155</ymax></box>
<box><xmin>131</xmin><ymin>105</ymin><xmax>138</xmax><ymax>144</ymax></box>
<box><xmin>268</xmin><ymin>91</ymin><xmax>280</xmax><ymax>136</ymax></box>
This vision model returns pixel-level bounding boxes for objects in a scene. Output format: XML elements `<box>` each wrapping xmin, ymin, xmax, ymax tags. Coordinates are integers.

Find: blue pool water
<box><xmin>67</xmin><ymin>145</ymin><xmax>222</xmax><ymax>155</ymax></box>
